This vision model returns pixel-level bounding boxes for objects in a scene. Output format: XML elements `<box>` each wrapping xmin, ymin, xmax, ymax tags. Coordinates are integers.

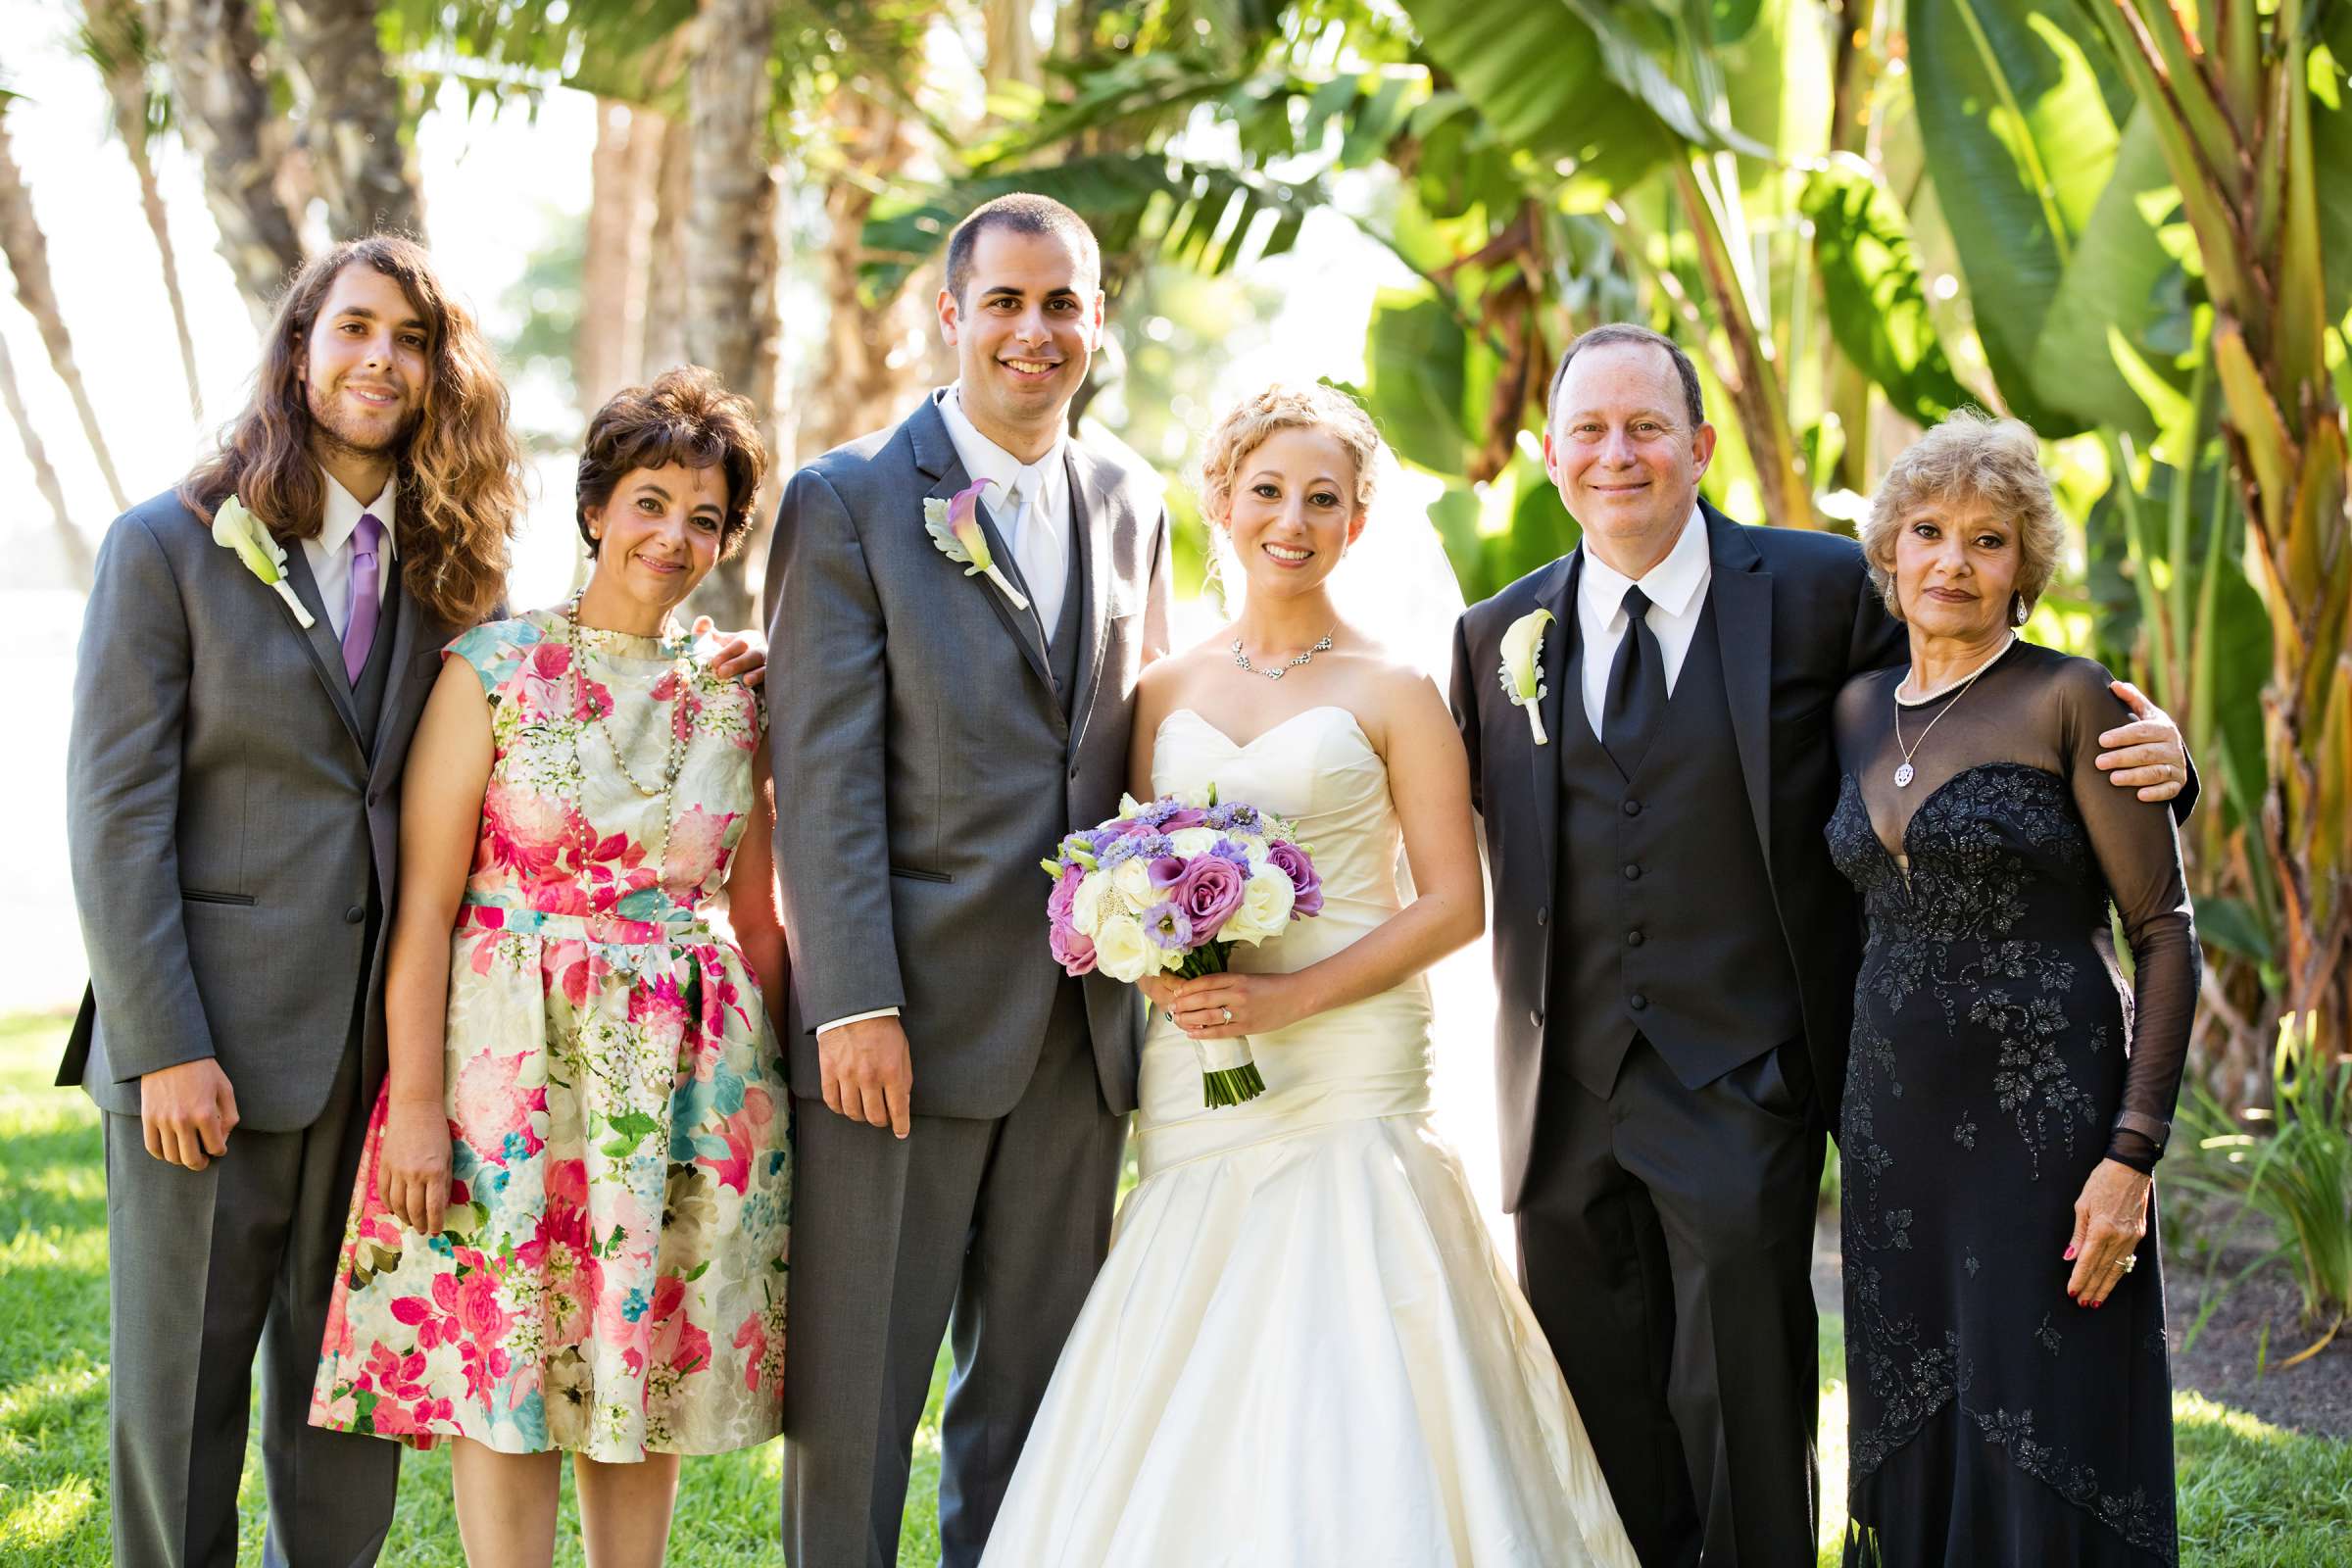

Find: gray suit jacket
<box><xmin>762</xmin><ymin>391</ymin><xmax>1172</xmax><ymax>1120</ymax></box>
<box><xmin>63</xmin><ymin>489</ymin><xmax>449</xmax><ymax>1129</ymax></box>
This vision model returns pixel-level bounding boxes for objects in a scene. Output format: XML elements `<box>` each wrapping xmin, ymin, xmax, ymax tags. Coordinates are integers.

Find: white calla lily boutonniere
<box><xmin>210</xmin><ymin>495</ymin><xmax>315</xmax><ymax>628</ymax></box>
<box><xmin>1497</xmin><ymin>608</ymin><xmax>1554</xmax><ymax>746</ymax></box>
<box><xmin>924</xmin><ymin>476</ymin><xmax>1030</xmax><ymax>612</ymax></box>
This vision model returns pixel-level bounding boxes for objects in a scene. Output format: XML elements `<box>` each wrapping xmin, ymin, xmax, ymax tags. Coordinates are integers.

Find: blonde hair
<box><xmin>1862</xmin><ymin>409</ymin><xmax>2064</xmax><ymax>623</ymax></box>
<box><xmin>1199</xmin><ymin>383</ymin><xmax>1382</xmax><ymax>524</ymax></box>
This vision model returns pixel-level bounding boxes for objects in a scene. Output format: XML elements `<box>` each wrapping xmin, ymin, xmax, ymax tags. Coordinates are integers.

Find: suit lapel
<box><xmin>278</xmin><ymin>543</ymin><xmax>366</xmax><ymax>750</ymax></box>
<box><xmin>1525</xmin><ymin>551</ymin><xmax>1578</xmax><ymax>880</ymax></box>
<box><xmin>368</xmin><ymin>576</ymin><xmax>434</xmax><ymax>787</ymax></box>
<box><xmin>1064</xmin><ymin>448</ymin><xmax>1115</xmax><ymax>755</ymax></box>
<box><xmin>1704</xmin><ymin>501</ymin><xmax>1775</xmax><ymax>867</ymax></box>
<box><xmin>911</xmin><ymin>395</ymin><xmax>1054</xmax><ymax>694</ymax></box>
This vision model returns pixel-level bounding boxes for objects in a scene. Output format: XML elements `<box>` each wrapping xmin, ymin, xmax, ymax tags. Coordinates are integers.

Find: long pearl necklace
<box><xmin>563</xmin><ymin>592</ymin><xmax>694</xmax><ymax>876</ymax></box>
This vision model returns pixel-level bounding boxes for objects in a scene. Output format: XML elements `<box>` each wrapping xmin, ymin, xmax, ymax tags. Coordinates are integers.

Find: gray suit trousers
<box><xmin>103</xmin><ymin>1042</ymin><xmax>397</xmax><ymax>1568</ymax></box>
<box><xmin>781</xmin><ymin>981</ymin><xmax>1125</xmax><ymax>1568</ymax></box>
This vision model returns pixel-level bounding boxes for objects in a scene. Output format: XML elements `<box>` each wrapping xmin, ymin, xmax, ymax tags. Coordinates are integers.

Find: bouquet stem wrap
<box><xmin>1170</xmin><ymin>944</ymin><xmax>1265</xmax><ymax>1106</ymax></box>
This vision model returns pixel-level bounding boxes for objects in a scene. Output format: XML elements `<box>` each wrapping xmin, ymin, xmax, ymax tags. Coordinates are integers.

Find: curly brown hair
<box><xmin>178</xmin><ymin>235</ymin><xmax>523</xmax><ymax>628</ymax></box>
<box><xmin>576</xmin><ymin>367</ymin><xmax>768</xmax><ymax>561</ymax></box>
<box><xmin>1199</xmin><ymin>383</ymin><xmax>1383</xmax><ymax>524</ymax></box>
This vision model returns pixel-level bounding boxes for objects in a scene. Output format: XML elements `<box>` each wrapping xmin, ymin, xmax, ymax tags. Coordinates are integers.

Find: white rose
<box><xmin>1092</xmin><ymin>913</ymin><xmax>1152</xmax><ymax>982</ymax></box>
<box><xmin>1168</xmin><ymin>827</ymin><xmax>1219</xmax><ymax>858</ymax></box>
<box><xmin>1179</xmin><ymin>782</ymin><xmax>1215</xmax><ymax>809</ymax></box>
<box><xmin>1228</xmin><ymin>866</ymin><xmax>1296</xmax><ymax>943</ymax></box>
<box><xmin>1112</xmin><ymin>857</ymin><xmax>1156</xmax><ymax>906</ymax></box>
<box><xmin>1071</xmin><ymin>873</ymin><xmax>1108</xmax><ymax>937</ymax></box>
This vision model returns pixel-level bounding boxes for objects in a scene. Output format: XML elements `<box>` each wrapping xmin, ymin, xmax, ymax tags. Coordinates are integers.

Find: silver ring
<box><xmin>1222</xmin><ymin>1007</ymin><xmax>1234</xmax><ymax>1023</ymax></box>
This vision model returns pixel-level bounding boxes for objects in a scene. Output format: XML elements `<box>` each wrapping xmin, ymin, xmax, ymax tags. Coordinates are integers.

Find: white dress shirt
<box><xmin>301</xmin><ymin>471</ymin><xmax>398</xmax><ymax>639</ymax></box>
<box><xmin>1575</xmin><ymin>505</ymin><xmax>1712</xmax><ymax>741</ymax></box>
<box><xmin>817</xmin><ymin>392</ymin><xmax>1075</xmax><ymax>1040</ymax></box>
<box><xmin>938</xmin><ymin>384</ymin><xmax>1072</xmax><ymax>634</ymax></box>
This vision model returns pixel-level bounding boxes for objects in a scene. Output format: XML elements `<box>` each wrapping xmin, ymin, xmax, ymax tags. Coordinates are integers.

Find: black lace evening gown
<box><xmin>1825</xmin><ymin>639</ymin><xmax>2198</xmax><ymax>1567</ymax></box>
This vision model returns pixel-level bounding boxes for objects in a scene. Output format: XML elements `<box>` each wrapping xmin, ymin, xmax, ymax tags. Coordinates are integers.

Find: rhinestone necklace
<box><xmin>1231</xmin><ymin>624</ymin><xmax>1337</xmax><ymax>681</ymax></box>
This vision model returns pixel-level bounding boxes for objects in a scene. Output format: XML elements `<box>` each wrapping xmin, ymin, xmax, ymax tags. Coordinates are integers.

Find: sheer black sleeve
<box><xmin>2058</xmin><ymin>660</ymin><xmax>2200</xmax><ymax>1171</ymax></box>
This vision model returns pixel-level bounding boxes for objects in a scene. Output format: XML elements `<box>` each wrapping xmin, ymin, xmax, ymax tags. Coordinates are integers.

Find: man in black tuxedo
<box><xmin>1448</xmin><ymin>324</ymin><xmax>2191</xmax><ymax>1566</ymax></box>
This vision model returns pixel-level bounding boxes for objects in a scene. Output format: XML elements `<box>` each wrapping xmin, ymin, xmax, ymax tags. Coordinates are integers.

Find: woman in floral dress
<box><xmin>312</xmin><ymin>368</ymin><xmax>791</xmax><ymax>1566</ymax></box>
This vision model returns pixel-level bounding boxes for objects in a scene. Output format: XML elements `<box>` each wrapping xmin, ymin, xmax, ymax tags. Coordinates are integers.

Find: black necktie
<box><xmin>1602</xmin><ymin>584</ymin><xmax>1667</xmax><ymax>776</ymax></box>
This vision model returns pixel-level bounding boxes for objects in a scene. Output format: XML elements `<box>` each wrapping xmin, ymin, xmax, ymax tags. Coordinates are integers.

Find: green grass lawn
<box><xmin>3</xmin><ymin>1008</ymin><xmax>2348</xmax><ymax>1565</ymax></box>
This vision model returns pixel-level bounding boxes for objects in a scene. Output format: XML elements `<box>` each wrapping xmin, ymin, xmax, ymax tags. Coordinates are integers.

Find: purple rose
<box><xmin>1265</xmin><ymin>841</ymin><xmax>1323</xmax><ymax>918</ymax></box>
<box><xmin>1050</xmin><ymin>918</ymin><xmax>1097</xmax><ymax>975</ymax></box>
<box><xmin>1172</xmin><ymin>854</ymin><xmax>1247</xmax><ymax>939</ymax></box>
<box><xmin>1158</xmin><ymin>806</ymin><xmax>1209</xmax><ymax>831</ymax></box>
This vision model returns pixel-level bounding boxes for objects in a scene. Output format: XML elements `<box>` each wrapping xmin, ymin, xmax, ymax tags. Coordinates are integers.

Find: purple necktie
<box><xmin>343</xmin><ymin>512</ymin><xmax>383</xmax><ymax>682</ymax></box>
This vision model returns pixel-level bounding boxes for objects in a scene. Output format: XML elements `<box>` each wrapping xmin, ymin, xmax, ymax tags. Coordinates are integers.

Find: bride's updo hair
<box><xmin>1199</xmin><ymin>383</ymin><xmax>1383</xmax><ymax>525</ymax></box>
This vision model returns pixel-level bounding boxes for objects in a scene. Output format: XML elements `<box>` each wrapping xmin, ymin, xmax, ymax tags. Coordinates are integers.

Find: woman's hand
<box><xmin>378</xmin><ymin>1099</ymin><xmax>453</xmax><ymax>1236</ymax></box>
<box><xmin>2065</xmin><ymin>1158</ymin><xmax>2153</xmax><ymax>1307</ymax></box>
<box><xmin>1166</xmin><ymin>971</ymin><xmax>1312</xmax><ymax>1039</ymax></box>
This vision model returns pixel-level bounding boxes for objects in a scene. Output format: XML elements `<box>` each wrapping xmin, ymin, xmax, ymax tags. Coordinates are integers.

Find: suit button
<box><xmin>1622</xmin><ymin>862</ymin><xmax>1641</xmax><ymax>881</ymax></box>
<box><xmin>1622</xmin><ymin>798</ymin><xmax>1642</xmax><ymax>816</ymax></box>
<box><xmin>368</xmin><ymin>789</ymin><xmax>382</xmax><ymax>808</ymax></box>
<box><xmin>1537</xmin><ymin>906</ymin><xmax>1547</xmax><ymax>927</ymax></box>
<box><xmin>1528</xmin><ymin>1008</ymin><xmax>1543</xmax><ymax>1028</ymax></box>
<box><xmin>1630</xmin><ymin>992</ymin><xmax>1648</xmax><ymax>1011</ymax></box>
<box><xmin>1069</xmin><ymin>765</ymin><xmax>1080</xmax><ymax>779</ymax></box>
<box><xmin>1627</xmin><ymin>929</ymin><xmax>1643</xmax><ymax>948</ymax></box>
<box><xmin>343</xmin><ymin>905</ymin><xmax>366</xmax><ymax>925</ymax></box>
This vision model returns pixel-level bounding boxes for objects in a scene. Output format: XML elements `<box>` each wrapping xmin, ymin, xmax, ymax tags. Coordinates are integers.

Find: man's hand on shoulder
<box><xmin>693</xmin><ymin>617</ymin><xmax>767</xmax><ymax>688</ymax></box>
<box><xmin>140</xmin><ymin>1057</ymin><xmax>239</xmax><ymax>1170</ymax></box>
<box><xmin>817</xmin><ymin>1015</ymin><xmax>912</xmax><ymax>1139</ymax></box>
<box><xmin>2095</xmin><ymin>680</ymin><xmax>2188</xmax><ymax>804</ymax></box>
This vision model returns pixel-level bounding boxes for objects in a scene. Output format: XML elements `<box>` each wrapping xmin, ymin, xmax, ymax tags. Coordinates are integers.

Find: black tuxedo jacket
<box><xmin>1451</xmin><ymin>501</ymin><xmax>1906</xmax><ymax>1205</ymax></box>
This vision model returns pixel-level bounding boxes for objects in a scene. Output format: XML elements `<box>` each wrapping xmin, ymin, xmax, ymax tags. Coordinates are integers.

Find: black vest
<box><xmin>1548</xmin><ymin>590</ymin><xmax>1803</xmax><ymax>1096</ymax></box>
<box><xmin>1046</xmin><ymin>517</ymin><xmax>1084</xmax><ymax>717</ymax></box>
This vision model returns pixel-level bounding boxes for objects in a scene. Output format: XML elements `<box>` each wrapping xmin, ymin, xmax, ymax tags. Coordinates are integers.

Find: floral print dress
<box><xmin>311</xmin><ymin>611</ymin><xmax>791</xmax><ymax>1460</ymax></box>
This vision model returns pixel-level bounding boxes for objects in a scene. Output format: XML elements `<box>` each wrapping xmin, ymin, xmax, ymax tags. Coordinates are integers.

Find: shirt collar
<box><xmin>317</xmin><ymin>468</ymin><xmax>400</xmax><ymax>560</ymax></box>
<box><xmin>941</xmin><ymin>386</ymin><xmax>1068</xmax><ymax>515</ymax></box>
<box><xmin>1580</xmin><ymin>503</ymin><xmax>1707</xmax><ymax>627</ymax></box>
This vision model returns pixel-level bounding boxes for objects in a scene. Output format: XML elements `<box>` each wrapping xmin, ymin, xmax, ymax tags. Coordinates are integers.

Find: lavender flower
<box><xmin>1142</xmin><ymin>902</ymin><xmax>1196</xmax><ymax>951</ymax></box>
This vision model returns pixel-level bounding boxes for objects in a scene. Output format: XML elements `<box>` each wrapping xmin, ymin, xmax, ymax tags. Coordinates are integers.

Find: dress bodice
<box><xmin>1150</xmin><ymin>706</ymin><xmax>1407</xmax><ymax>978</ymax></box>
<box><xmin>448</xmin><ymin>612</ymin><xmax>763</xmax><ymax>937</ymax></box>
<box><xmin>1137</xmin><ymin>705</ymin><xmax>1434</xmax><ymax>1168</ymax></box>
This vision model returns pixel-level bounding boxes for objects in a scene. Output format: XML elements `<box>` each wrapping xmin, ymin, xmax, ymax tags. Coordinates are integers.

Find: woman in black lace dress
<box><xmin>1827</xmin><ymin>412</ymin><xmax>2198</xmax><ymax>1566</ymax></box>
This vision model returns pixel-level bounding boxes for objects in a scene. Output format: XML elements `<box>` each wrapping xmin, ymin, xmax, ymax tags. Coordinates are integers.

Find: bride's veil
<box><xmin>1205</xmin><ymin>448</ymin><xmax>1516</xmax><ymax>1249</ymax></box>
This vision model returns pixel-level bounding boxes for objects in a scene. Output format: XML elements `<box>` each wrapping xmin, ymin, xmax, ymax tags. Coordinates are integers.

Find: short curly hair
<box><xmin>1862</xmin><ymin>410</ymin><xmax>2063</xmax><ymax>624</ymax></box>
<box><xmin>1200</xmin><ymin>383</ymin><xmax>1382</xmax><ymax>525</ymax></box>
<box><xmin>576</xmin><ymin>366</ymin><xmax>767</xmax><ymax>560</ymax></box>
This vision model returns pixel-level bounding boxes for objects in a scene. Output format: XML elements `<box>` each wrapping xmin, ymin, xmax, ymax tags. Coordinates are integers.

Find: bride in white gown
<box><xmin>979</xmin><ymin>386</ymin><xmax>1637</xmax><ymax>1568</ymax></box>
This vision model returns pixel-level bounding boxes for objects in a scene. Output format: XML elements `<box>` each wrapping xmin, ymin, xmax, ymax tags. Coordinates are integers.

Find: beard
<box><xmin>305</xmin><ymin>375</ymin><xmax>420</xmax><ymax>467</ymax></box>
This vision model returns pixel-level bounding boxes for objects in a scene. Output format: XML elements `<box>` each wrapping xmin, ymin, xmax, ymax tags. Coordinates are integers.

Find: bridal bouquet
<box><xmin>1042</xmin><ymin>786</ymin><xmax>1324</xmax><ymax>1106</ymax></box>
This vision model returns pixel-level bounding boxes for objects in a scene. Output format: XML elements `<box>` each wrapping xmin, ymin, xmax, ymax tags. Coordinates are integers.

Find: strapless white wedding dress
<box><xmin>978</xmin><ymin>706</ymin><xmax>1637</xmax><ymax>1568</ymax></box>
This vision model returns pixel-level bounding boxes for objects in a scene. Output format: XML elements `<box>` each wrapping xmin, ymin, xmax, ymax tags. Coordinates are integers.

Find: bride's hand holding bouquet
<box><xmin>1044</xmin><ymin>785</ymin><xmax>1324</xmax><ymax>1105</ymax></box>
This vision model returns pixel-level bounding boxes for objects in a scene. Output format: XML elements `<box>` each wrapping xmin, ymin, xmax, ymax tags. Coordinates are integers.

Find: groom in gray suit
<box><xmin>763</xmin><ymin>193</ymin><xmax>1172</xmax><ymax>1566</ymax></box>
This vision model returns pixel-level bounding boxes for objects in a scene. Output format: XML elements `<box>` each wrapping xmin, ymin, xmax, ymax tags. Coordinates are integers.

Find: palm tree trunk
<box><xmin>803</xmin><ymin>90</ymin><xmax>928</xmax><ymax>456</ymax></box>
<box><xmin>579</xmin><ymin>100</ymin><xmax>662</xmax><ymax>421</ymax></box>
<box><xmin>274</xmin><ymin>0</ymin><xmax>425</xmax><ymax>241</ymax></box>
<box><xmin>684</xmin><ymin>0</ymin><xmax>783</xmax><ymax>628</ymax></box>
<box><xmin>84</xmin><ymin>0</ymin><xmax>203</xmax><ymax>418</ymax></box>
<box><xmin>641</xmin><ymin>114</ymin><xmax>691</xmax><ymax>380</ymax></box>
<box><xmin>155</xmin><ymin>0</ymin><xmax>305</xmax><ymax>322</ymax></box>
<box><xmin>0</xmin><ymin>110</ymin><xmax>129</xmax><ymax>514</ymax></box>
<box><xmin>0</xmin><ymin>327</ymin><xmax>91</xmax><ymax>587</ymax></box>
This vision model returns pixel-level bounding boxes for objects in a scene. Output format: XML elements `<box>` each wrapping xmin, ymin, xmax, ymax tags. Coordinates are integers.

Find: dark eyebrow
<box><xmin>632</xmin><ymin>481</ymin><xmax>674</xmax><ymax>503</ymax></box>
<box><xmin>335</xmin><ymin>305</ymin><xmax>430</xmax><ymax>334</ymax></box>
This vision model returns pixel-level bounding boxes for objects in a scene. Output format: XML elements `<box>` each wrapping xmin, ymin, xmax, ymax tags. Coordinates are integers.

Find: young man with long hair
<box><xmin>62</xmin><ymin>235</ymin><xmax>760</xmax><ymax>1566</ymax></box>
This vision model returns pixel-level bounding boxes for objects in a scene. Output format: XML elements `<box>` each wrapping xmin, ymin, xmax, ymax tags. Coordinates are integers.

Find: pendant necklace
<box><xmin>563</xmin><ymin>592</ymin><xmax>695</xmax><ymax>875</ymax></box>
<box><xmin>1891</xmin><ymin>634</ymin><xmax>2014</xmax><ymax>788</ymax></box>
<box><xmin>1232</xmin><ymin>624</ymin><xmax>1337</xmax><ymax>681</ymax></box>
